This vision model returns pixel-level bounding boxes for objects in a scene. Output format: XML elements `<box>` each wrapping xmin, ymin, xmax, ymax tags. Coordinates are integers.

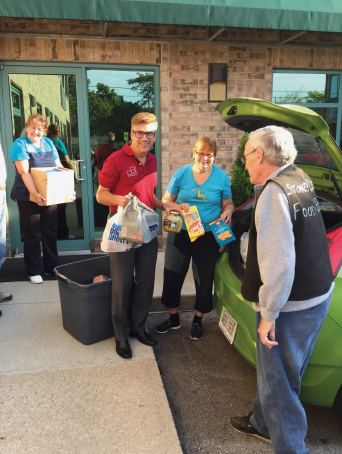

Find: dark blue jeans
<box><xmin>250</xmin><ymin>294</ymin><xmax>331</xmax><ymax>454</ymax></box>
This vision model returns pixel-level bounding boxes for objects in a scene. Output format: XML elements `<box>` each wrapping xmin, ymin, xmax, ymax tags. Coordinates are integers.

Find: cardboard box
<box><xmin>209</xmin><ymin>219</ymin><xmax>236</xmax><ymax>247</ymax></box>
<box><xmin>29</xmin><ymin>167</ymin><xmax>75</xmax><ymax>206</ymax></box>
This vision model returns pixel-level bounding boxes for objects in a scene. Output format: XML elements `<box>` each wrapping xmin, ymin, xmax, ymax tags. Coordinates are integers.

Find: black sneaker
<box><xmin>230</xmin><ymin>412</ymin><xmax>271</xmax><ymax>444</ymax></box>
<box><xmin>154</xmin><ymin>318</ymin><xmax>181</xmax><ymax>334</ymax></box>
<box><xmin>190</xmin><ymin>323</ymin><xmax>203</xmax><ymax>340</ymax></box>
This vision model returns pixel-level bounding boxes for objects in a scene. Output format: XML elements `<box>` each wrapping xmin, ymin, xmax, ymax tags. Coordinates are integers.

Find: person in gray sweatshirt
<box><xmin>230</xmin><ymin>126</ymin><xmax>334</xmax><ymax>454</ymax></box>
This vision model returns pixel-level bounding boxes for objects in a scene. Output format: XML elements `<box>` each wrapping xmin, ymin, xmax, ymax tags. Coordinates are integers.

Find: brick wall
<box><xmin>2</xmin><ymin>20</ymin><xmax>342</xmax><ymax>248</ymax></box>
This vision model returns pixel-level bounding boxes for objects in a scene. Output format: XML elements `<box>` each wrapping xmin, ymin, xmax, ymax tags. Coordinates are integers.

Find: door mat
<box><xmin>0</xmin><ymin>255</ymin><xmax>105</xmax><ymax>283</ymax></box>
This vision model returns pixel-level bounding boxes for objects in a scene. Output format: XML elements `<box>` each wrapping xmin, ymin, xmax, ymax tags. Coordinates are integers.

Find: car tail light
<box><xmin>327</xmin><ymin>226</ymin><xmax>342</xmax><ymax>278</ymax></box>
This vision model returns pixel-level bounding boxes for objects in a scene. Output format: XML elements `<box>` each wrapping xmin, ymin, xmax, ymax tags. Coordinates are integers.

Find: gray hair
<box><xmin>248</xmin><ymin>126</ymin><xmax>297</xmax><ymax>166</ymax></box>
<box><xmin>105</xmin><ymin>132</ymin><xmax>115</xmax><ymax>143</ymax></box>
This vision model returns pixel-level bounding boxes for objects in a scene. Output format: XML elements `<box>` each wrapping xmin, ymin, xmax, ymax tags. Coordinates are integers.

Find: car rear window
<box><xmin>291</xmin><ymin>128</ymin><xmax>338</xmax><ymax>172</ymax></box>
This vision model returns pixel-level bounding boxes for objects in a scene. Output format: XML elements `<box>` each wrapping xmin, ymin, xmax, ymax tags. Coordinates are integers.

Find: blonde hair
<box><xmin>193</xmin><ymin>136</ymin><xmax>217</xmax><ymax>157</ymax></box>
<box><xmin>26</xmin><ymin>114</ymin><xmax>47</xmax><ymax>131</ymax></box>
<box><xmin>131</xmin><ymin>112</ymin><xmax>158</xmax><ymax>128</ymax></box>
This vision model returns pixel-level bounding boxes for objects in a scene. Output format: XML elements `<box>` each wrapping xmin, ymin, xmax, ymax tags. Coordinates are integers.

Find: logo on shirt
<box><xmin>127</xmin><ymin>166</ymin><xmax>137</xmax><ymax>177</ymax></box>
<box><xmin>192</xmin><ymin>188</ymin><xmax>206</xmax><ymax>201</ymax></box>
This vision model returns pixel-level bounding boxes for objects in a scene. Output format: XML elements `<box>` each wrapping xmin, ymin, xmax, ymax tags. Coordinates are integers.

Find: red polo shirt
<box><xmin>94</xmin><ymin>143</ymin><xmax>117</xmax><ymax>170</ymax></box>
<box><xmin>98</xmin><ymin>143</ymin><xmax>158</xmax><ymax>212</ymax></box>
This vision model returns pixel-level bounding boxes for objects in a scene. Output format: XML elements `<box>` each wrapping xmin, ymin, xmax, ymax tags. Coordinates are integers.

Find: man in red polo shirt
<box><xmin>97</xmin><ymin>112</ymin><xmax>170</xmax><ymax>359</ymax></box>
<box><xmin>93</xmin><ymin>132</ymin><xmax>117</xmax><ymax>171</ymax></box>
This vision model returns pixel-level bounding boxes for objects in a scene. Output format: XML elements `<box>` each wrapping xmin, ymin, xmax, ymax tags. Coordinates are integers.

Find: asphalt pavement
<box><xmin>148</xmin><ymin>311</ymin><xmax>342</xmax><ymax>454</ymax></box>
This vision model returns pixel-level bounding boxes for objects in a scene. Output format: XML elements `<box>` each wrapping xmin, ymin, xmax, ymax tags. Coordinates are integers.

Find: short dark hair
<box><xmin>47</xmin><ymin>123</ymin><xmax>60</xmax><ymax>139</ymax></box>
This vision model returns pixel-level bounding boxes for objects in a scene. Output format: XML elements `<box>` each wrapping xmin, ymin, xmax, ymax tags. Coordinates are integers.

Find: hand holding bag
<box><xmin>120</xmin><ymin>194</ymin><xmax>159</xmax><ymax>244</ymax></box>
<box><xmin>101</xmin><ymin>206</ymin><xmax>141</xmax><ymax>252</ymax></box>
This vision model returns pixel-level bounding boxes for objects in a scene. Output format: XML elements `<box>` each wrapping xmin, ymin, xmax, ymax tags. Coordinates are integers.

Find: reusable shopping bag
<box><xmin>120</xmin><ymin>194</ymin><xmax>159</xmax><ymax>244</ymax></box>
<box><xmin>101</xmin><ymin>207</ymin><xmax>141</xmax><ymax>252</ymax></box>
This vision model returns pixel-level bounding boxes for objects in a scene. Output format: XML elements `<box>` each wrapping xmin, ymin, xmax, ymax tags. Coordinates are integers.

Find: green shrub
<box><xmin>230</xmin><ymin>133</ymin><xmax>255</xmax><ymax>208</ymax></box>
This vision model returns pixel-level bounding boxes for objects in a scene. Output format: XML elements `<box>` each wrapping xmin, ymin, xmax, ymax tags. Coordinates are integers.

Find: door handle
<box><xmin>75</xmin><ymin>159</ymin><xmax>85</xmax><ymax>181</ymax></box>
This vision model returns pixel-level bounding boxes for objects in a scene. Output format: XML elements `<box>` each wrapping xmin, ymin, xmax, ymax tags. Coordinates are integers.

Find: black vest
<box><xmin>241</xmin><ymin>165</ymin><xmax>333</xmax><ymax>303</ymax></box>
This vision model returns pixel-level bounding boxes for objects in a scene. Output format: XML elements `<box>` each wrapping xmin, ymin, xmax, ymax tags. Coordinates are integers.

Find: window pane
<box><xmin>309</xmin><ymin>107</ymin><xmax>337</xmax><ymax>140</ymax></box>
<box><xmin>272</xmin><ymin>73</ymin><xmax>340</xmax><ymax>104</ymax></box>
<box><xmin>291</xmin><ymin>128</ymin><xmax>338</xmax><ymax>172</ymax></box>
<box><xmin>86</xmin><ymin>69</ymin><xmax>155</xmax><ymax>232</ymax></box>
<box><xmin>9</xmin><ymin>73</ymin><xmax>82</xmax><ymax>240</ymax></box>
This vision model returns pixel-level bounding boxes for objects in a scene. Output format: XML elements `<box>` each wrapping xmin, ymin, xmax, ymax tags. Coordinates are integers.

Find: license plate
<box><xmin>219</xmin><ymin>306</ymin><xmax>238</xmax><ymax>344</ymax></box>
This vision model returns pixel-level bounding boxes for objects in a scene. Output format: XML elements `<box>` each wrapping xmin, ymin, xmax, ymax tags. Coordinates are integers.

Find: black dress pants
<box><xmin>161</xmin><ymin>230</ymin><xmax>220</xmax><ymax>314</ymax></box>
<box><xmin>109</xmin><ymin>237</ymin><xmax>158</xmax><ymax>341</ymax></box>
<box><xmin>17</xmin><ymin>201</ymin><xmax>60</xmax><ymax>276</ymax></box>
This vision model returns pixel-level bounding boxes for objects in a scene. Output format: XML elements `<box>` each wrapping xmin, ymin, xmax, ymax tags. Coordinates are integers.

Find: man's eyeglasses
<box><xmin>196</xmin><ymin>152</ymin><xmax>214</xmax><ymax>159</ymax></box>
<box><xmin>241</xmin><ymin>148</ymin><xmax>258</xmax><ymax>165</ymax></box>
<box><xmin>131</xmin><ymin>130</ymin><xmax>156</xmax><ymax>139</ymax></box>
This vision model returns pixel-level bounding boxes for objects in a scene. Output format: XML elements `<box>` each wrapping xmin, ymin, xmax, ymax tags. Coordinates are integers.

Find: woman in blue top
<box><xmin>155</xmin><ymin>136</ymin><xmax>234</xmax><ymax>340</ymax></box>
<box><xmin>9</xmin><ymin>114</ymin><xmax>62</xmax><ymax>284</ymax></box>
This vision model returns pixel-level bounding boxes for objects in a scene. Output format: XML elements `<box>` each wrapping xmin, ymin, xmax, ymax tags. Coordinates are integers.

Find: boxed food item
<box><xmin>209</xmin><ymin>218</ymin><xmax>236</xmax><ymax>247</ymax></box>
<box><xmin>182</xmin><ymin>205</ymin><xmax>205</xmax><ymax>242</ymax></box>
<box><xmin>29</xmin><ymin>167</ymin><xmax>74</xmax><ymax>206</ymax></box>
<box><xmin>93</xmin><ymin>275</ymin><xmax>111</xmax><ymax>283</ymax></box>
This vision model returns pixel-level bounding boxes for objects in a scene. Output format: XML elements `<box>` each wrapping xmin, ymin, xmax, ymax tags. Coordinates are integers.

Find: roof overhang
<box><xmin>1</xmin><ymin>0</ymin><xmax>342</xmax><ymax>33</ymax></box>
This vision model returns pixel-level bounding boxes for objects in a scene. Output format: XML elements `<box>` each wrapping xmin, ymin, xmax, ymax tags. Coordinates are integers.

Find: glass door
<box><xmin>86</xmin><ymin>69</ymin><xmax>155</xmax><ymax>232</ymax></box>
<box><xmin>0</xmin><ymin>64</ymin><xmax>92</xmax><ymax>253</ymax></box>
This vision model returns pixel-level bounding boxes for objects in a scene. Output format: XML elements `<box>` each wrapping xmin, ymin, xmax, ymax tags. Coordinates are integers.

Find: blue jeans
<box><xmin>0</xmin><ymin>189</ymin><xmax>6</xmax><ymax>268</ymax></box>
<box><xmin>250</xmin><ymin>295</ymin><xmax>331</xmax><ymax>454</ymax></box>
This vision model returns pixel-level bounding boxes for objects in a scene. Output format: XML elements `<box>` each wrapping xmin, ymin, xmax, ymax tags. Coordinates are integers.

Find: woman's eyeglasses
<box><xmin>131</xmin><ymin>130</ymin><xmax>156</xmax><ymax>139</ymax></box>
<box><xmin>29</xmin><ymin>126</ymin><xmax>45</xmax><ymax>134</ymax></box>
<box><xmin>196</xmin><ymin>152</ymin><xmax>214</xmax><ymax>159</ymax></box>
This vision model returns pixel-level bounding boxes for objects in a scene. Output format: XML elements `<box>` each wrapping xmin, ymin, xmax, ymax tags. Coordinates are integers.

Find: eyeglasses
<box><xmin>196</xmin><ymin>152</ymin><xmax>215</xmax><ymax>159</ymax></box>
<box><xmin>131</xmin><ymin>130</ymin><xmax>156</xmax><ymax>139</ymax></box>
<box><xmin>29</xmin><ymin>126</ymin><xmax>45</xmax><ymax>134</ymax></box>
<box><xmin>241</xmin><ymin>148</ymin><xmax>258</xmax><ymax>165</ymax></box>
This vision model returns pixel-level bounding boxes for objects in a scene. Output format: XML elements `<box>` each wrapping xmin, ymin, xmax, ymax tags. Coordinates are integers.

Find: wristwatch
<box><xmin>161</xmin><ymin>202</ymin><xmax>169</xmax><ymax>211</ymax></box>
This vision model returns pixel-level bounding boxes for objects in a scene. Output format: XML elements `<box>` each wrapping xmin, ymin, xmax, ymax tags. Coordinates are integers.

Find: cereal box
<box><xmin>182</xmin><ymin>206</ymin><xmax>205</xmax><ymax>242</ymax></box>
<box><xmin>209</xmin><ymin>219</ymin><xmax>236</xmax><ymax>247</ymax></box>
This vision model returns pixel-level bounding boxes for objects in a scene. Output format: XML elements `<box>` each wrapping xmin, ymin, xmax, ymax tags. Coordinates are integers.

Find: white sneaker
<box><xmin>28</xmin><ymin>275</ymin><xmax>43</xmax><ymax>284</ymax></box>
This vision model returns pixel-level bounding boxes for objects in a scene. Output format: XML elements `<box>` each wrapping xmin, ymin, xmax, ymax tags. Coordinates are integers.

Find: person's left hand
<box><xmin>258</xmin><ymin>317</ymin><xmax>278</xmax><ymax>349</ymax></box>
<box><xmin>71</xmin><ymin>191</ymin><xmax>76</xmax><ymax>201</ymax></box>
<box><xmin>221</xmin><ymin>210</ymin><xmax>232</xmax><ymax>224</ymax></box>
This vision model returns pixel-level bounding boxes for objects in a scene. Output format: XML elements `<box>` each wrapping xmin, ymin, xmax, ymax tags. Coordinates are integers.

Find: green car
<box><xmin>214</xmin><ymin>97</ymin><xmax>342</xmax><ymax>416</ymax></box>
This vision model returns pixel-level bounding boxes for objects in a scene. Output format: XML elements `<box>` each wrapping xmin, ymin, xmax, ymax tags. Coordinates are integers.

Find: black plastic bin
<box><xmin>55</xmin><ymin>255</ymin><xmax>114</xmax><ymax>345</ymax></box>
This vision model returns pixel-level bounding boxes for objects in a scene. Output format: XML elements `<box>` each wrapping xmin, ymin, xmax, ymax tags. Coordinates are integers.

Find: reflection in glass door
<box><xmin>7</xmin><ymin>73</ymin><xmax>85</xmax><ymax>242</ymax></box>
<box><xmin>86</xmin><ymin>69</ymin><xmax>155</xmax><ymax>231</ymax></box>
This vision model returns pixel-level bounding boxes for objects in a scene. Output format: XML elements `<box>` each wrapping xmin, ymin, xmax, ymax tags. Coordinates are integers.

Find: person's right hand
<box><xmin>119</xmin><ymin>195</ymin><xmax>130</xmax><ymax>208</ymax></box>
<box><xmin>32</xmin><ymin>193</ymin><xmax>46</xmax><ymax>206</ymax></box>
<box><xmin>179</xmin><ymin>203</ymin><xmax>190</xmax><ymax>213</ymax></box>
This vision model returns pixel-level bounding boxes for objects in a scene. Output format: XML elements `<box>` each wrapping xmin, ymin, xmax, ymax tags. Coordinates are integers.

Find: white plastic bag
<box><xmin>120</xmin><ymin>194</ymin><xmax>159</xmax><ymax>244</ymax></box>
<box><xmin>101</xmin><ymin>207</ymin><xmax>141</xmax><ymax>252</ymax></box>
<box><xmin>240</xmin><ymin>231</ymin><xmax>249</xmax><ymax>268</ymax></box>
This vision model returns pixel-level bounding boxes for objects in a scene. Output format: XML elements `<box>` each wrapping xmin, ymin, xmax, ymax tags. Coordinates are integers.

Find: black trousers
<box><xmin>17</xmin><ymin>201</ymin><xmax>60</xmax><ymax>276</ymax></box>
<box><xmin>57</xmin><ymin>203</ymin><xmax>69</xmax><ymax>238</ymax></box>
<box><xmin>161</xmin><ymin>230</ymin><xmax>220</xmax><ymax>314</ymax></box>
<box><xmin>109</xmin><ymin>237</ymin><xmax>158</xmax><ymax>341</ymax></box>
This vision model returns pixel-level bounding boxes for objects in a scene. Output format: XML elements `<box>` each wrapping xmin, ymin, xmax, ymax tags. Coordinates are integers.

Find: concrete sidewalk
<box><xmin>0</xmin><ymin>252</ymin><xmax>194</xmax><ymax>454</ymax></box>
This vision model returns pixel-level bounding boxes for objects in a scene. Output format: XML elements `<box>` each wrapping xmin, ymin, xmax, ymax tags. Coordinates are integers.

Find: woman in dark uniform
<box><xmin>9</xmin><ymin>114</ymin><xmax>62</xmax><ymax>284</ymax></box>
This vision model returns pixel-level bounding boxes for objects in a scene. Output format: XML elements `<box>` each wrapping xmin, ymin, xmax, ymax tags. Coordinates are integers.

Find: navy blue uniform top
<box><xmin>9</xmin><ymin>136</ymin><xmax>59</xmax><ymax>202</ymax></box>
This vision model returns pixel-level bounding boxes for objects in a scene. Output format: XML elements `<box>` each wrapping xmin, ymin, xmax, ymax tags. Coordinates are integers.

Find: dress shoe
<box><xmin>129</xmin><ymin>330</ymin><xmax>158</xmax><ymax>347</ymax></box>
<box><xmin>115</xmin><ymin>340</ymin><xmax>132</xmax><ymax>359</ymax></box>
<box><xmin>0</xmin><ymin>292</ymin><xmax>12</xmax><ymax>303</ymax></box>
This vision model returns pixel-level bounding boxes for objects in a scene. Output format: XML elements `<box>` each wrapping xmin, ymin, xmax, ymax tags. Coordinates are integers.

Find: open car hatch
<box><xmin>216</xmin><ymin>97</ymin><xmax>342</xmax><ymax>201</ymax></box>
